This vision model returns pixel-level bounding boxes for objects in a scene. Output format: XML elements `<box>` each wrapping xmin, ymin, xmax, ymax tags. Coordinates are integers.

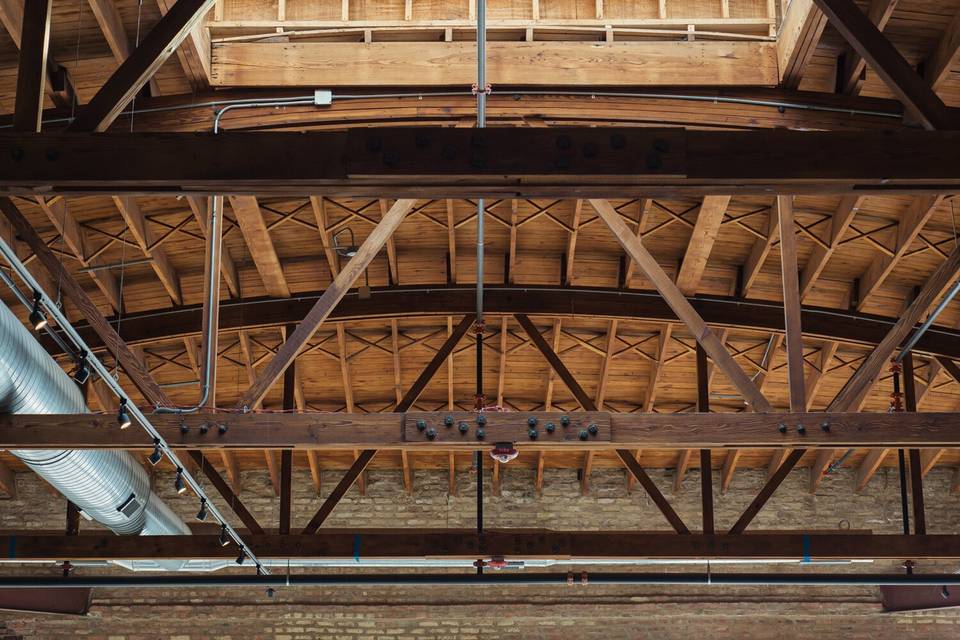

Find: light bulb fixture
<box><xmin>148</xmin><ymin>438</ymin><xmax>163</xmax><ymax>466</ymax></box>
<box><xmin>256</xmin><ymin>563</ymin><xmax>264</xmax><ymax>576</ymax></box>
<box><xmin>72</xmin><ymin>351</ymin><xmax>90</xmax><ymax>385</ymax></box>
<box><xmin>174</xmin><ymin>468</ymin><xmax>187</xmax><ymax>495</ymax></box>
<box><xmin>333</xmin><ymin>227</ymin><xmax>359</xmax><ymax>257</ymax></box>
<box><xmin>219</xmin><ymin>524</ymin><xmax>230</xmax><ymax>547</ymax></box>
<box><xmin>236</xmin><ymin>547</ymin><xmax>246</xmax><ymax>565</ymax></box>
<box><xmin>28</xmin><ymin>291</ymin><xmax>47</xmax><ymax>331</ymax></box>
<box><xmin>117</xmin><ymin>399</ymin><xmax>131</xmax><ymax>429</ymax></box>
<box><xmin>195</xmin><ymin>498</ymin><xmax>207</xmax><ymax>522</ymax></box>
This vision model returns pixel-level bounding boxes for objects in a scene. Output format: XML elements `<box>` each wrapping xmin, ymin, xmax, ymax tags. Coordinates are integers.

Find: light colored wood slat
<box><xmin>310</xmin><ymin>196</ymin><xmax>340</xmax><ymax>280</ymax></box>
<box><xmin>804</xmin><ymin>341</ymin><xmax>839</xmax><ymax>410</ymax></box>
<box><xmin>591</xmin><ymin>199</ymin><xmax>772</xmax><ymax>413</ymax></box>
<box><xmin>925</xmin><ymin>7</ymin><xmax>960</xmax><ymax>90</ymax></box>
<box><xmin>229</xmin><ymin>196</ymin><xmax>290</xmax><ymax>298</ymax></box>
<box><xmin>155</xmin><ymin>0</ymin><xmax>212</xmax><ymax>91</ymax></box>
<box><xmin>856</xmin><ymin>448</ymin><xmax>887</xmax><ymax>491</ymax></box>
<box><xmin>581</xmin><ymin>450</ymin><xmax>594</xmax><ymax>495</ymax></box>
<box><xmin>799</xmin><ymin>196</ymin><xmax>861</xmax><ymax>300</ymax></box>
<box><xmin>211</xmin><ymin>41</ymin><xmax>779</xmax><ymax>87</ymax></box>
<box><xmin>112</xmin><ymin>197</ymin><xmax>182</xmax><ymax>305</ymax></box>
<box><xmin>673</xmin><ymin>449</ymin><xmax>693</xmax><ymax>493</ymax></box>
<box><xmin>857</xmin><ymin>196</ymin><xmax>943</xmax><ymax>308</ymax></box>
<box><xmin>565</xmin><ymin>199</ymin><xmax>583</xmax><ymax>285</ymax></box>
<box><xmin>508</xmin><ymin>200</ymin><xmax>518</xmax><ymax>284</ymax></box>
<box><xmin>622</xmin><ymin>199</ymin><xmax>651</xmax><ymax>286</ymax></box>
<box><xmin>379</xmin><ymin>199</ymin><xmax>400</xmax><ymax>285</ymax></box>
<box><xmin>306</xmin><ymin>450</ymin><xmax>322</xmax><ymax>495</ymax></box>
<box><xmin>35</xmin><ymin>197</ymin><xmax>121</xmax><ymax>312</ymax></box>
<box><xmin>544</xmin><ymin>319</ymin><xmax>562</xmax><ymax>410</ymax></box>
<box><xmin>778</xmin><ymin>0</ymin><xmax>827</xmax><ymax>88</ymax></box>
<box><xmin>721</xmin><ymin>449</ymin><xmax>741</xmax><ymax>493</ymax></box>
<box><xmin>676</xmin><ymin>196</ymin><xmax>730</xmax><ymax>295</ymax></box>
<box><xmin>497</xmin><ymin>316</ymin><xmax>508</xmax><ymax>407</ymax></box>
<box><xmin>643</xmin><ymin>324</ymin><xmax>672</xmax><ymax>412</ymax></box>
<box><xmin>446</xmin><ymin>200</ymin><xmax>457</xmax><ymax>283</ymax></box>
<box><xmin>337</xmin><ymin>324</ymin><xmax>354</xmax><ymax>412</ymax></box>
<box><xmin>742</xmin><ymin>204</ymin><xmax>779</xmax><ymax>295</ymax></box>
<box><xmin>595</xmin><ymin>319</ymin><xmax>618</xmax><ymax>410</ymax></box>
<box><xmin>88</xmin><ymin>0</ymin><xmax>162</xmax><ymax>96</ymax></box>
<box><xmin>448</xmin><ymin>452</ymin><xmax>456</xmax><ymax>496</ymax></box>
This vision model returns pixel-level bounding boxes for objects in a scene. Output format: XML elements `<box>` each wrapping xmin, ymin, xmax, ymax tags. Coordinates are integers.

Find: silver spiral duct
<box><xmin>0</xmin><ymin>300</ymin><xmax>189</xmax><ymax>536</ymax></box>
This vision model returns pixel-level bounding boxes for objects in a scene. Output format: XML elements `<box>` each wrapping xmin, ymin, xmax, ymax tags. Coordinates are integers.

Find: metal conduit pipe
<box><xmin>0</xmin><ymin>301</ymin><xmax>189</xmax><ymax>536</ymax></box>
<box><xmin>4</xmin><ymin>572</ymin><xmax>960</xmax><ymax>589</ymax></box>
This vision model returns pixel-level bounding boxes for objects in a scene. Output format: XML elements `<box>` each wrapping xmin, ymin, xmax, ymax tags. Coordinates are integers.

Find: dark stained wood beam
<box><xmin>9</xmin><ymin>411</ymin><xmax>960</xmax><ymax>450</ymax></box>
<box><xmin>924</xmin><ymin>7</ymin><xmax>960</xmax><ymax>90</ymax></box>
<box><xmin>236</xmin><ymin>200</ymin><xmax>416</xmax><ymax>411</ymax></box>
<box><xmin>515</xmin><ymin>314</ymin><xmax>598</xmax><ymax>411</ymax></box>
<box><xmin>590</xmin><ymin>199</ymin><xmax>772</xmax><ymax>413</ymax></box>
<box><xmin>837</xmin><ymin>0</ymin><xmax>899</xmax><ymax>95</ymax></box>
<box><xmin>6</xmin><ymin>129</ymin><xmax>960</xmax><ymax>197</ymax></box>
<box><xmin>12</xmin><ymin>0</ymin><xmax>51</xmax><ymax>132</ymax></box>
<box><xmin>728</xmin><ymin>449</ymin><xmax>805</xmax><ymax>534</ymax></box>
<box><xmin>828</xmin><ymin>244</ymin><xmax>960</xmax><ymax>412</ymax></box>
<box><xmin>301</xmin><ymin>450</ymin><xmax>377</xmax><ymax>534</ymax></box>
<box><xmin>616</xmin><ymin>449</ymin><xmax>690</xmax><ymax>534</ymax></box>
<box><xmin>812</xmin><ymin>0</ymin><xmax>954</xmax><ymax>130</ymax></box>
<box><xmin>68</xmin><ymin>0</ymin><xmax>216</xmax><ymax>132</ymax></box>
<box><xmin>187</xmin><ymin>451</ymin><xmax>264</xmax><ymax>535</ymax></box>
<box><xmin>696</xmin><ymin>344</ymin><xmax>714</xmax><ymax>535</ymax></box>
<box><xmin>87</xmin><ymin>0</ymin><xmax>162</xmax><ymax>97</ymax></box>
<box><xmin>396</xmin><ymin>315</ymin><xmax>473</xmax><ymax>412</ymax></box>
<box><xmin>0</xmin><ymin>197</ymin><xmax>172</xmax><ymax>407</ymax></box>
<box><xmin>778</xmin><ymin>195</ymin><xmax>806</xmax><ymax>413</ymax></box>
<box><xmin>779</xmin><ymin>0</ymin><xmax>828</xmax><ymax>89</ymax></box>
<box><xmin>0</xmin><ymin>0</ymin><xmax>75</xmax><ymax>109</ymax></box>
<box><xmin>8</xmin><ymin>531</ymin><xmax>960</xmax><ymax>562</ymax></box>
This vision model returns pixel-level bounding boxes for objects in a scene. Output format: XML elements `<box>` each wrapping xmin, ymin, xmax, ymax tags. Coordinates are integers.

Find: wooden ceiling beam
<box><xmin>0</xmin><ymin>0</ymin><xmax>76</xmax><ymax>110</ymax></box>
<box><xmin>837</xmin><ymin>0</ymin><xmax>899</xmax><ymax>95</ymax></box>
<box><xmin>68</xmin><ymin>0</ymin><xmax>216</xmax><ymax>132</ymax></box>
<box><xmin>856</xmin><ymin>196</ymin><xmax>943</xmax><ymax>310</ymax></box>
<box><xmin>923</xmin><ymin>7</ymin><xmax>960</xmax><ymax>90</ymax></box>
<box><xmin>9</xmin><ymin>128</ymin><xmax>960</xmax><ymax>196</ymax></box>
<box><xmin>396</xmin><ymin>315</ymin><xmax>473</xmax><ymax>412</ymax></box>
<box><xmin>591</xmin><ymin>199</ymin><xmax>772</xmax><ymax>413</ymax></box>
<box><xmin>0</xmin><ymin>197</ymin><xmax>170</xmax><ymax>406</ymax></box>
<box><xmin>301</xmin><ymin>449</ymin><xmax>377</xmax><ymax>534</ymax></box>
<box><xmin>812</xmin><ymin>0</ymin><xmax>953</xmax><ymax>130</ymax></box>
<box><xmin>9</xmin><ymin>411</ymin><xmax>960</xmax><ymax>449</ymax></box>
<box><xmin>778</xmin><ymin>0</ymin><xmax>828</xmax><ymax>89</ymax></box>
<box><xmin>778</xmin><ymin>196</ymin><xmax>806</xmax><ymax>414</ymax></box>
<box><xmin>676</xmin><ymin>196</ymin><xmax>731</xmax><ymax>295</ymax></box>
<box><xmin>228</xmin><ymin>196</ymin><xmax>290</xmax><ymax>299</ymax></box>
<box><xmin>112</xmin><ymin>196</ymin><xmax>182</xmax><ymax>305</ymax></box>
<box><xmin>236</xmin><ymin>199</ymin><xmax>415</xmax><ymax>410</ymax></box>
<box><xmin>155</xmin><ymin>0</ymin><xmax>212</xmax><ymax>92</ymax></box>
<box><xmin>11</xmin><ymin>0</ymin><xmax>50</xmax><ymax>133</ymax></box>
<box><xmin>87</xmin><ymin>0</ymin><xmax>162</xmax><ymax>97</ymax></box>
<box><xmin>617</xmin><ymin>449</ymin><xmax>690</xmax><ymax>534</ymax></box>
<box><xmin>799</xmin><ymin>196</ymin><xmax>861</xmax><ymax>300</ymax></box>
<box><xmin>515</xmin><ymin>314</ymin><xmax>598</xmax><ymax>412</ymax></box>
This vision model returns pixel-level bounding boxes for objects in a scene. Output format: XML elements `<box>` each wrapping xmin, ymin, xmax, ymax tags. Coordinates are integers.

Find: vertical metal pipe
<box><xmin>474</xmin><ymin>0</ymin><xmax>487</xmax><ymax>570</ymax></box>
<box><xmin>891</xmin><ymin>367</ymin><xmax>911</xmax><ymax>536</ymax></box>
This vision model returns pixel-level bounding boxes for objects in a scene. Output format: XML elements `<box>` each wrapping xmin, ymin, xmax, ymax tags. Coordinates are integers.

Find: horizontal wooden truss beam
<box><xmin>3</xmin><ymin>411</ymin><xmax>960</xmax><ymax>450</ymax></box>
<box><xmin>3</xmin><ymin>128</ymin><xmax>960</xmax><ymax>197</ymax></box>
<box><xmin>5</xmin><ymin>532</ymin><xmax>960</xmax><ymax>561</ymax></box>
<box><xmin>43</xmin><ymin>285</ymin><xmax>960</xmax><ymax>362</ymax></box>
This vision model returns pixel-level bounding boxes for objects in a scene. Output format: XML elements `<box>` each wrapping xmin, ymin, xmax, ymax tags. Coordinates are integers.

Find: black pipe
<box><xmin>892</xmin><ymin>367</ymin><xmax>911</xmax><ymax>537</ymax></box>
<box><xmin>5</xmin><ymin>573</ymin><xmax>960</xmax><ymax>589</ymax></box>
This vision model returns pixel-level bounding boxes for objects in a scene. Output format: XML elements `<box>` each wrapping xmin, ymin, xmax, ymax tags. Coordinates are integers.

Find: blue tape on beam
<box><xmin>353</xmin><ymin>534</ymin><xmax>361</xmax><ymax>563</ymax></box>
<box><xmin>7</xmin><ymin>535</ymin><xmax>14</xmax><ymax>559</ymax></box>
<box><xmin>802</xmin><ymin>534</ymin><xmax>811</xmax><ymax>563</ymax></box>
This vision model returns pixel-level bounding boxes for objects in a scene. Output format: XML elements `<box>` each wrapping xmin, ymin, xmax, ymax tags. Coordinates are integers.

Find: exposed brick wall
<box><xmin>1</xmin><ymin>465</ymin><xmax>960</xmax><ymax>638</ymax></box>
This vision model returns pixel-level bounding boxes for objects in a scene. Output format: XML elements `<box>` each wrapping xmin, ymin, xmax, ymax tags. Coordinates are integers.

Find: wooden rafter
<box><xmin>778</xmin><ymin>0</ymin><xmax>828</xmax><ymax>89</ymax></box>
<box><xmin>12</xmin><ymin>0</ymin><xmax>50</xmax><ymax>132</ymax></box>
<box><xmin>112</xmin><ymin>197</ymin><xmax>182</xmax><ymax>305</ymax></box>
<box><xmin>591</xmin><ymin>199</ymin><xmax>772</xmax><ymax>413</ymax></box>
<box><xmin>301</xmin><ymin>450</ymin><xmax>377</xmax><ymax>534</ymax></box>
<box><xmin>228</xmin><ymin>196</ymin><xmax>291</xmax><ymax>298</ymax></box>
<box><xmin>396</xmin><ymin>315</ymin><xmax>473</xmax><ymax>412</ymax></box>
<box><xmin>515</xmin><ymin>314</ymin><xmax>598</xmax><ymax>411</ymax></box>
<box><xmin>188</xmin><ymin>451</ymin><xmax>263</xmax><ymax>535</ymax></box>
<box><xmin>676</xmin><ymin>196</ymin><xmax>730</xmax><ymax>295</ymax></box>
<box><xmin>155</xmin><ymin>0</ymin><xmax>212</xmax><ymax>91</ymax></box>
<box><xmin>799</xmin><ymin>196</ymin><xmax>861</xmax><ymax>300</ymax></box>
<box><xmin>68</xmin><ymin>0</ymin><xmax>217</xmax><ymax>132</ymax></box>
<box><xmin>617</xmin><ymin>449</ymin><xmax>690</xmax><ymax>534</ymax></box>
<box><xmin>924</xmin><ymin>7</ymin><xmax>960</xmax><ymax>90</ymax></box>
<box><xmin>236</xmin><ymin>200</ymin><xmax>415</xmax><ymax>410</ymax></box>
<box><xmin>87</xmin><ymin>0</ymin><xmax>162</xmax><ymax>97</ymax></box>
<box><xmin>813</xmin><ymin>0</ymin><xmax>953</xmax><ymax>130</ymax></box>
<box><xmin>837</xmin><ymin>0</ymin><xmax>899</xmax><ymax>95</ymax></box>
<box><xmin>0</xmin><ymin>0</ymin><xmax>75</xmax><ymax>109</ymax></box>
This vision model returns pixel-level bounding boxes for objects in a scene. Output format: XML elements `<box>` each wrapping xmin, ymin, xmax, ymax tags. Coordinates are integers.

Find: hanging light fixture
<box><xmin>333</xmin><ymin>228</ymin><xmax>359</xmax><ymax>257</ymax></box>
<box><xmin>28</xmin><ymin>291</ymin><xmax>47</xmax><ymax>331</ymax></box>
<box><xmin>117</xmin><ymin>398</ymin><xmax>132</xmax><ymax>429</ymax></box>
<box><xmin>72</xmin><ymin>351</ymin><xmax>90</xmax><ymax>385</ymax></box>
<box><xmin>148</xmin><ymin>438</ymin><xmax>163</xmax><ymax>466</ymax></box>
<box><xmin>174</xmin><ymin>468</ymin><xmax>187</xmax><ymax>495</ymax></box>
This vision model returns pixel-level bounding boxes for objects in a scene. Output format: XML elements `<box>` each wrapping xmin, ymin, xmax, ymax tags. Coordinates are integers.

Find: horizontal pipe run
<box><xmin>5</xmin><ymin>573</ymin><xmax>960</xmax><ymax>588</ymax></box>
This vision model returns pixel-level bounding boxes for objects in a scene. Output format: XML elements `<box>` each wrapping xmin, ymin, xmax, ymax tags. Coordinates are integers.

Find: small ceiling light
<box><xmin>236</xmin><ymin>547</ymin><xmax>246</xmax><ymax>565</ymax></box>
<box><xmin>148</xmin><ymin>438</ymin><xmax>163</xmax><ymax>466</ymax></box>
<box><xmin>28</xmin><ymin>291</ymin><xmax>47</xmax><ymax>331</ymax></box>
<box><xmin>72</xmin><ymin>351</ymin><xmax>90</xmax><ymax>385</ymax></box>
<box><xmin>174</xmin><ymin>468</ymin><xmax>187</xmax><ymax>495</ymax></box>
<box><xmin>195</xmin><ymin>498</ymin><xmax>207</xmax><ymax>522</ymax></box>
<box><xmin>219</xmin><ymin>524</ymin><xmax>231</xmax><ymax>547</ymax></box>
<box><xmin>256</xmin><ymin>563</ymin><xmax>265</xmax><ymax>576</ymax></box>
<box><xmin>333</xmin><ymin>228</ymin><xmax>359</xmax><ymax>257</ymax></box>
<box><xmin>117</xmin><ymin>399</ymin><xmax>132</xmax><ymax>429</ymax></box>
